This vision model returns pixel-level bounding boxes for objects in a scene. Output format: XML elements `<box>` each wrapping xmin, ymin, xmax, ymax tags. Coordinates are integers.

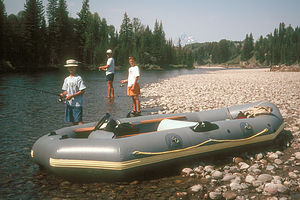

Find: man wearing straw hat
<box><xmin>60</xmin><ymin>59</ymin><xmax>86</xmax><ymax>125</ymax></box>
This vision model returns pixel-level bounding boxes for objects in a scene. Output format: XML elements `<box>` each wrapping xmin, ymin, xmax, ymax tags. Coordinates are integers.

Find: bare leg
<box><xmin>110</xmin><ymin>81</ymin><xmax>114</xmax><ymax>98</ymax></box>
<box><xmin>107</xmin><ymin>81</ymin><xmax>111</xmax><ymax>98</ymax></box>
<box><xmin>132</xmin><ymin>96</ymin><xmax>136</xmax><ymax>111</ymax></box>
<box><xmin>107</xmin><ymin>81</ymin><xmax>114</xmax><ymax>98</ymax></box>
<box><xmin>134</xmin><ymin>95</ymin><xmax>140</xmax><ymax>112</ymax></box>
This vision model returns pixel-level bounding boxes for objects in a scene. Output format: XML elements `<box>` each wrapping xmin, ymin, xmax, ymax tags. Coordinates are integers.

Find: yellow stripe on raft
<box><xmin>49</xmin><ymin>123</ymin><xmax>284</xmax><ymax>171</ymax></box>
<box><xmin>133</xmin><ymin>128</ymin><xmax>269</xmax><ymax>155</ymax></box>
<box><xmin>50</xmin><ymin>158</ymin><xmax>141</xmax><ymax>170</ymax></box>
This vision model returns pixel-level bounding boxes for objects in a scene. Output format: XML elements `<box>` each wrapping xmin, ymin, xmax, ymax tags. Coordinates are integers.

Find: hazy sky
<box><xmin>3</xmin><ymin>0</ymin><xmax>300</xmax><ymax>43</ymax></box>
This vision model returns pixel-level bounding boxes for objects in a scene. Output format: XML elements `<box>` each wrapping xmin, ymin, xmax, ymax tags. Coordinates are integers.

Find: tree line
<box><xmin>0</xmin><ymin>0</ymin><xmax>193</xmax><ymax>72</ymax></box>
<box><xmin>187</xmin><ymin>22</ymin><xmax>300</xmax><ymax>66</ymax></box>
<box><xmin>1</xmin><ymin>0</ymin><xmax>299</xmax><ymax>73</ymax></box>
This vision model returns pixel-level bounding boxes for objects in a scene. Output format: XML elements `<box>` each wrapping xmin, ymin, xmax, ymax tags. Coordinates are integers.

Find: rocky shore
<box><xmin>139</xmin><ymin>67</ymin><xmax>300</xmax><ymax>199</ymax></box>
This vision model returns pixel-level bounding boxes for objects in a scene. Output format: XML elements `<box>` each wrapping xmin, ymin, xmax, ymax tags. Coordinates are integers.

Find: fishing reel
<box><xmin>57</xmin><ymin>96</ymin><xmax>65</xmax><ymax>103</ymax></box>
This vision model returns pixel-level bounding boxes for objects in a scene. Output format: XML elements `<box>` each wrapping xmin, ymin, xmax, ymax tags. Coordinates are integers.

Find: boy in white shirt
<box><xmin>60</xmin><ymin>59</ymin><xmax>86</xmax><ymax>125</ymax></box>
<box><xmin>98</xmin><ymin>49</ymin><xmax>115</xmax><ymax>99</ymax></box>
<box><xmin>120</xmin><ymin>56</ymin><xmax>141</xmax><ymax>116</ymax></box>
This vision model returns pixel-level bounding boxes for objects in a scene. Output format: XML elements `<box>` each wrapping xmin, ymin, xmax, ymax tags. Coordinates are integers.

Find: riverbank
<box><xmin>140</xmin><ymin>67</ymin><xmax>300</xmax><ymax>199</ymax></box>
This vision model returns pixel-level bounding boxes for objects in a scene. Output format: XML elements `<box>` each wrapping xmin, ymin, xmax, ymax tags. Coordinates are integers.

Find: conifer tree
<box><xmin>241</xmin><ymin>33</ymin><xmax>254</xmax><ymax>61</ymax></box>
<box><xmin>0</xmin><ymin>0</ymin><xmax>6</xmax><ymax>62</ymax></box>
<box><xmin>46</xmin><ymin>0</ymin><xmax>58</xmax><ymax>64</ymax></box>
<box><xmin>22</xmin><ymin>0</ymin><xmax>45</xmax><ymax>69</ymax></box>
<box><xmin>140</xmin><ymin>25</ymin><xmax>153</xmax><ymax>65</ymax></box>
<box><xmin>77</xmin><ymin>0</ymin><xmax>90</xmax><ymax>62</ymax></box>
<box><xmin>118</xmin><ymin>12</ymin><xmax>133</xmax><ymax>65</ymax></box>
<box><xmin>56</xmin><ymin>0</ymin><xmax>71</xmax><ymax>63</ymax></box>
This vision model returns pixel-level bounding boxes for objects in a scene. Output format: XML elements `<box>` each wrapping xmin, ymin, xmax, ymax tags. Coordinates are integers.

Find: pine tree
<box><xmin>152</xmin><ymin>20</ymin><xmax>165</xmax><ymax>65</ymax></box>
<box><xmin>46</xmin><ymin>0</ymin><xmax>58</xmax><ymax>64</ymax></box>
<box><xmin>56</xmin><ymin>0</ymin><xmax>71</xmax><ymax>63</ymax></box>
<box><xmin>96</xmin><ymin>17</ymin><xmax>109</xmax><ymax>63</ymax></box>
<box><xmin>293</xmin><ymin>27</ymin><xmax>300</xmax><ymax>63</ymax></box>
<box><xmin>77</xmin><ymin>0</ymin><xmax>90</xmax><ymax>62</ymax></box>
<box><xmin>118</xmin><ymin>12</ymin><xmax>133</xmax><ymax>65</ymax></box>
<box><xmin>140</xmin><ymin>25</ymin><xmax>153</xmax><ymax>65</ymax></box>
<box><xmin>132</xmin><ymin>17</ymin><xmax>144</xmax><ymax>61</ymax></box>
<box><xmin>22</xmin><ymin>0</ymin><xmax>45</xmax><ymax>69</ymax></box>
<box><xmin>0</xmin><ymin>0</ymin><xmax>6</xmax><ymax>63</ymax></box>
<box><xmin>241</xmin><ymin>33</ymin><xmax>254</xmax><ymax>61</ymax></box>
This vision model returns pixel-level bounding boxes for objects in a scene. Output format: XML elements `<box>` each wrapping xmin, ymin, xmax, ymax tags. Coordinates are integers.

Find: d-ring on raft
<box><xmin>31</xmin><ymin>101</ymin><xmax>285</xmax><ymax>181</ymax></box>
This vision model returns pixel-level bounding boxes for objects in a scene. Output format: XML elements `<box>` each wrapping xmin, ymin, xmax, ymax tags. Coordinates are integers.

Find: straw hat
<box><xmin>64</xmin><ymin>59</ymin><xmax>79</xmax><ymax>67</ymax></box>
<box><xmin>106</xmin><ymin>49</ymin><xmax>112</xmax><ymax>54</ymax></box>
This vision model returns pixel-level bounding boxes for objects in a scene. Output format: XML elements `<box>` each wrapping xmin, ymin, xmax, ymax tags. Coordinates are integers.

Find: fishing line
<box><xmin>0</xmin><ymin>84</ymin><xmax>64</xmax><ymax>102</ymax></box>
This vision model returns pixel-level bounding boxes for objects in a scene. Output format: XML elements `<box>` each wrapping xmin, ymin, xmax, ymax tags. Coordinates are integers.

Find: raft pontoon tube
<box><xmin>31</xmin><ymin>101</ymin><xmax>285</xmax><ymax>180</ymax></box>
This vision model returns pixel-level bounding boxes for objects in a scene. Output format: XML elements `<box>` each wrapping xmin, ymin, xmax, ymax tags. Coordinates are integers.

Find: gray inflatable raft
<box><xmin>31</xmin><ymin>101</ymin><xmax>285</xmax><ymax>180</ymax></box>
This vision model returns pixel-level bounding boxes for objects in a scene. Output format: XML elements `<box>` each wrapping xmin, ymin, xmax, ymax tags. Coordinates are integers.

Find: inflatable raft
<box><xmin>31</xmin><ymin>101</ymin><xmax>285</xmax><ymax>180</ymax></box>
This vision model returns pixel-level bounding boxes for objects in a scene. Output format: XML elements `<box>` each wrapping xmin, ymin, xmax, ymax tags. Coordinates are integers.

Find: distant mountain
<box><xmin>177</xmin><ymin>34</ymin><xmax>198</xmax><ymax>46</ymax></box>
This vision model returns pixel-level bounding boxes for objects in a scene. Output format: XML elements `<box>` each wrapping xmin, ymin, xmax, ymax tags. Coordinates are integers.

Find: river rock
<box><xmin>222</xmin><ymin>173</ymin><xmax>236</xmax><ymax>182</ymax></box>
<box><xmin>264</xmin><ymin>183</ymin><xmax>278</xmax><ymax>195</ymax></box>
<box><xmin>295</xmin><ymin>152</ymin><xmax>300</xmax><ymax>160</ymax></box>
<box><xmin>276</xmin><ymin>184</ymin><xmax>288</xmax><ymax>193</ymax></box>
<box><xmin>222</xmin><ymin>191</ymin><xmax>237</xmax><ymax>200</ymax></box>
<box><xmin>204</xmin><ymin>165</ymin><xmax>214</xmax><ymax>173</ymax></box>
<box><xmin>209</xmin><ymin>191</ymin><xmax>222</xmax><ymax>199</ymax></box>
<box><xmin>255</xmin><ymin>153</ymin><xmax>264</xmax><ymax>160</ymax></box>
<box><xmin>288</xmin><ymin>171</ymin><xmax>298</xmax><ymax>179</ymax></box>
<box><xmin>245</xmin><ymin>175</ymin><xmax>255</xmax><ymax>184</ymax></box>
<box><xmin>212</xmin><ymin>170</ymin><xmax>223</xmax><ymax>179</ymax></box>
<box><xmin>230</xmin><ymin>182</ymin><xmax>242</xmax><ymax>191</ymax></box>
<box><xmin>188</xmin><ymin>184</ymin><xmax>203</xmax><ymax>193</ymax></box>
<box><xmin>257</xmin><ymin>174</ymin><xmax>273</xmax><ymax>183</ymax></box>
<box><xmin>239</xmin><ymin>162</ymin><xmax>250</xmax><ymax>170</ymax></box>
<box><xmin>274</xmin><ymin>158</ymin><xmax>283</xmax><ymax>165</ymax></box>
<box><xmin>181</xmin><ymin>168</ymin><xmax>193</xmax><ymax>176</ymax></box>
<box><xmin>233</xmin><ymin>157</ymin><xmax>243</xmax><ymax>163</ymax></box>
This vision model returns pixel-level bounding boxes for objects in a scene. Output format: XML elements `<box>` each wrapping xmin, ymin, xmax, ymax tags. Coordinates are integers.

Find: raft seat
<box><xmin>157</xmin><ymin>119</ymin><xmax>197</xmax><ymax>131</ymax></box>
<box><xmin>88</xmin><ymin>131</ymin><xmax>115</xmax><ymax>139</ymax></box>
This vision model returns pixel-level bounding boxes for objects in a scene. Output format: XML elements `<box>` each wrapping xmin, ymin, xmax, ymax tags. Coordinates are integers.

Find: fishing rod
<box><xmin>0</xmin><ymin>84</ymin><xmax>64</xmax><ymax>102</ymax></box>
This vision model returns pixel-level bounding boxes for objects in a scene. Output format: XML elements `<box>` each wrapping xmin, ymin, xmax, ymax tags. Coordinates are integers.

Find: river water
<box><xmin>0</xmin><ymin>67</ymin><xmax>219</xmax><ymax>199</ymax></box>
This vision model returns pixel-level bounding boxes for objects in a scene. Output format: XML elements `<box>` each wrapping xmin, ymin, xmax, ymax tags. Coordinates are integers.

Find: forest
<box><xmin>0</xmin><ymin>0</ymin><xmax>299</xmax><ymax>73</ymax></box>
<box><xmin>187</xmin><ymin>23</ymin><xmax>300</xmax><ymax>67</ymax></box>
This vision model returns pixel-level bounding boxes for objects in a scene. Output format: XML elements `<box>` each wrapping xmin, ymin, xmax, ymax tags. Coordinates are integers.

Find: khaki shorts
<box><xmin>127</xmin><ymin>83</ymin><xmax>140</xmax><ymax>96</ymax></box>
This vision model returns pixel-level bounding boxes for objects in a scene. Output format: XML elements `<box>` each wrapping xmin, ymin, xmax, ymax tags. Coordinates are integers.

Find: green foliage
<box><xmin>241</xmin><ymin>33</ymin><xmax>254</xmax><ymax>61</ymax></box>
<box><xmin>255</xmin><ymin>22</ymin><xmax>300</xmax><ymax>66</ymax></box>
<box><xmin>1</xmin><ymin>0</ymin><xmax>194</xmax><ymax>72</ymax></box>
<box><xmin>0</xmin><ymin>0</ymin><xmax>6</xmax><ymax>61</ymax></box>
<box><xmin>2</xmin><ymin>0</ymin><xmax>300</xmax><ymax>73</ymax></box>
<box><xmin>22</xmin><ymin>0</ymin><xmax>45</xmax><ymax>69</ymax></box>
<box><xmin>187</xmin><ymin>23</ymin><xmax>300</xmax><ymax>67</ymax></box>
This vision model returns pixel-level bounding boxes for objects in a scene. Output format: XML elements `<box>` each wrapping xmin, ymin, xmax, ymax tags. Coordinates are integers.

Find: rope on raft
<box><xmin>133</xmin><ymin>128</ymin><xmax>268</xmax><ymax>155</ymax></box>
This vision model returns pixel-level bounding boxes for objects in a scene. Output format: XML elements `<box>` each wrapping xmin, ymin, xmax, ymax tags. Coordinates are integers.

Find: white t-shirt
<box><xmin>106</xmin><ymin>57</ymin><xmax>115</xmax><ymax>75</ymax></box>
<box><xmin>128</xmin><ymin>66</ymin><xmax>140</xmax><ymax>87</ymax></box>
<box><xmin>62</xmin><ymin>75</ymin><xmax>86</xmax><ymax>107</ymax></box>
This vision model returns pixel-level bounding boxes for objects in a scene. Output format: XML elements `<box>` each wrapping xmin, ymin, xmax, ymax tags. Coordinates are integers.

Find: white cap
<box><xmin>106</xmin><ymin>49</ymin><xmax>112</xmax><ymax>54</ymax></box>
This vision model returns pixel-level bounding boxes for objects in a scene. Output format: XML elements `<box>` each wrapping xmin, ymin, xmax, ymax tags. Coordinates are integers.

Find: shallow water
<box><xmin>0</xmin><ymin>67</ymin><xmax>220</xmax><ymax>199</ymax></box>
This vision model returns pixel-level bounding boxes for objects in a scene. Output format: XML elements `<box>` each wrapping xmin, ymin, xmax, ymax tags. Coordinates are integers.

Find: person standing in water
<box><xmin>60</xmin><ymin>59</ymin><xmax>86</xmax><ymax>125</ymax></box>
<box><xmin>98</xmin><ymin>49</ymin><xmax>115</xmax><ymax>99</ymax></box>
<box><xmin>120</xmin><ymin>56</ymin><xmax>141</xmax><ymax>116</ymax></box>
